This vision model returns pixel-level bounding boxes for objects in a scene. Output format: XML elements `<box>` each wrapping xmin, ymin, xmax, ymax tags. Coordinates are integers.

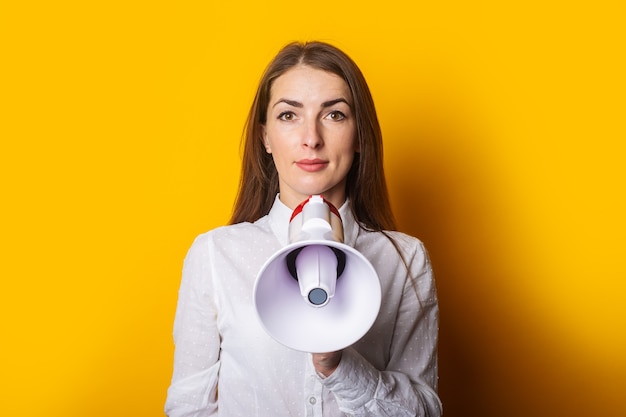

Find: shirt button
<box><xmin>309</xmin><ymin>396</ymin><xmax>317</xmax><ymax>405</ymax></box>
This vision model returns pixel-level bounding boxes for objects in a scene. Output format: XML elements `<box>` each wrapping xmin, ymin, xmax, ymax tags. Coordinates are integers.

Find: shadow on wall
<box><xmin>385</xmin><ymin>104</ymin><xmax>583</xmax><ymax>417</ymax></box>
<box><xmin>387</xmin><ymin>115</ymin><xmax>501</xmax><ymax>417</ymax></box>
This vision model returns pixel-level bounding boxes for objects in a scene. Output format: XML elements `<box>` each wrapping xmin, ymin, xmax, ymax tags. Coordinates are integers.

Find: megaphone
<box><xmin>253</xmin><ymin>195</ymin><xmax>381</xmax><ymax>353</ymax></box>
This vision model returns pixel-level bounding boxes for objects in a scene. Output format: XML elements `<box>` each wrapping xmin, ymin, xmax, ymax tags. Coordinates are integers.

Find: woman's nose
<box><xmin>302</xmin><ymin>120</ymin><xmax>323</xmax><ymax>148</ymax></box>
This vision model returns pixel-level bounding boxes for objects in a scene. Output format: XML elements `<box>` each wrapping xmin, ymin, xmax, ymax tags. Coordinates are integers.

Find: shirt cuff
<box><xmin>318</xmin><ymin>348</ymin><xmax>380</xmax><ymax>411</ymax></box>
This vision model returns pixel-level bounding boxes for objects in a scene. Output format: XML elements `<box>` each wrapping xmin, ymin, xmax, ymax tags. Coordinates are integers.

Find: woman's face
<box><xmin>262</xmin><ymin>65</ymin><xmax>358</xmax><ymax>209</ymax></box>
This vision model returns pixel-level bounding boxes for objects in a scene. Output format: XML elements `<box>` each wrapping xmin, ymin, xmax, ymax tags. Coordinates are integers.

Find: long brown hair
<box><xmin>229</xmin><ymin>41</ymin><xmax>395</xmax><ymax>231</ymax></box>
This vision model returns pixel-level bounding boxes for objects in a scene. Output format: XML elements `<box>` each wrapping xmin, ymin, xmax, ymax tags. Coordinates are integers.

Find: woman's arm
<box><xmin>319</xmin><ymin>240</ymin><xmax>442</xmax><ymax>417</ymax></box>
<box><xmin>165</xmin><ymin>234</ymin><xmax>221</xmax><ymax>417</ymax></box>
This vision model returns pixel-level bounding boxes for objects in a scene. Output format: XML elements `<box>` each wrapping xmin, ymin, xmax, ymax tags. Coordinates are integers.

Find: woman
<box><xmin>165</xmin><ymin>41</ymin><xmax>442</xmax><ymax>417</ymax></box>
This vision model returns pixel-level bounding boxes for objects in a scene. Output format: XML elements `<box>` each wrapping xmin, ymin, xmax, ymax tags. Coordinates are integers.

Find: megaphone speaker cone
<box><xmin>253</xmin><ymin>240</ymin><xmax>381</xmax><ymax>353</ymax></box>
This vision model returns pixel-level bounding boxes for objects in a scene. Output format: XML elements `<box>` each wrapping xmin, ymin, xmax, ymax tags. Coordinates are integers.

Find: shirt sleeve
<box><xmin>319</xmin><ymin>240</ymin><xmax>442</xmax><ymax>417</ymax></box>
<box><xmin>165</xmin><ymin>234</ymin><xmax>220</xmax><ymax>417</ymax></box>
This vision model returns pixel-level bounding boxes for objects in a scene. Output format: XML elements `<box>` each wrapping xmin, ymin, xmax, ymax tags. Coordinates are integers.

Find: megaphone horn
<box><xmin>253</xmin><ymin>195</ymin><xmax>382</xmax><ymax>353</ymax></box>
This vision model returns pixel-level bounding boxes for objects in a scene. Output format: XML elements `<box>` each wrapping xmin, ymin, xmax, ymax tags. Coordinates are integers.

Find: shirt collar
<box><xmin>268</xmin><ymin>194</ymin><xmax>359</xmax><ymax>248</ymax></box>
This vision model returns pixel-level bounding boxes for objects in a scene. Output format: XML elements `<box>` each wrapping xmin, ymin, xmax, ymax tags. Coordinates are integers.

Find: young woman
<box><xmin>165</xmin><ymin>41</ymin><xmax>442</xmax><ymax>417</ymax></box>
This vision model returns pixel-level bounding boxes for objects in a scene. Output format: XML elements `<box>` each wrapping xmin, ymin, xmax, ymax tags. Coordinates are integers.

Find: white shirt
<box><xmin>165</xmin><ymin>196</ymin><xmax>442</xmax><ymax>417</ymax></box>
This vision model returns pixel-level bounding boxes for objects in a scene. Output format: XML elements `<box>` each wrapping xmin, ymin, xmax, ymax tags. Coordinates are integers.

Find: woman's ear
<box><xmin>261</xmin><ymin>125</ymin><xmax>272</xmax><ymax>154</ymax></box>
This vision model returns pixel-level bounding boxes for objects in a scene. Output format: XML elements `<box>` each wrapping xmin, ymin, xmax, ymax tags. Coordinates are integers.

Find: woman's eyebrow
<box><xmin>272</xmin><ymin>99</ymin><xmax>303</xmax><ymax>108</ymax></box>
<box><xmin>321</xmin><ymin>98</ymin><xmax>351</xmax><ymax>108</ymax></box>
<box><xmin>272</xmin><ymin>97</ymin><xmax>351</xmax><ymax>109</ymax></box>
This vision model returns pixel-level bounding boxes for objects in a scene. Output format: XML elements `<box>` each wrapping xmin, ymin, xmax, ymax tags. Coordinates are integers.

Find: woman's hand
<box><xmin>312</xmin><ymin>351</ymin><xmax>343</xmax><ymax>377</ymax></box>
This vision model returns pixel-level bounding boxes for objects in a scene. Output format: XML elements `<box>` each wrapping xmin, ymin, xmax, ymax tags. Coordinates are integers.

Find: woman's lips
<box><xmin>296</xmin><ymin>159</ymin><xmax>328</xmax><ymax>172</ymax></box>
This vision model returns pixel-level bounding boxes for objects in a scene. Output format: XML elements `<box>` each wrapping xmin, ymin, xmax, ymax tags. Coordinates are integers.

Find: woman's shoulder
<box><xmin>384</xmin><ymin>229</ymin><xmax>424</xmax><ymax>247</ymax></box>
<box><xmin>193</xmin><ymin>219</ymin><xmax>270</xmax><ymax>245</ymax></box>
<box><xmin>360</xmin><ymin>227</ymin><xmax>427</xmax><ymax>254</ymax></box>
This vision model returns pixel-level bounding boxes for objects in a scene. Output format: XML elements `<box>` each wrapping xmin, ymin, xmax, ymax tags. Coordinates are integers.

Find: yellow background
<box><xmin>1</xmin><ymin>1</ymin><xmax>624</xmax><ymax>416</ymax></box>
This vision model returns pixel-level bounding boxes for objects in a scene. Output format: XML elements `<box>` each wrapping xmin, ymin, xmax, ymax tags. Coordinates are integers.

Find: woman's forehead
<box><xmin>270</xmin><ymin>65</ymin><xmax>351</xmax><ymax>104</ymax></box>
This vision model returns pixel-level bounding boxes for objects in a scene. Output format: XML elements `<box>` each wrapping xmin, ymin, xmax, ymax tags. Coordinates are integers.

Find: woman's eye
<box><xmin>327</xmin><ymin>111</ymin><xmax>346</xmax><ymax>121</ymax></box>
<box><xmin>278</xmin><ymin>111</ymin><xmax>296</xmax><ymax>121</ymax></box>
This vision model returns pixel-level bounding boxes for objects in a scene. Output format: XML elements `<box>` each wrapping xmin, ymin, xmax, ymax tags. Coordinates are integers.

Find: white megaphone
<box><xmin>253</xmin><ymin>195</ymin><xmax>381</xmax><ymax>353</ymax></box>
